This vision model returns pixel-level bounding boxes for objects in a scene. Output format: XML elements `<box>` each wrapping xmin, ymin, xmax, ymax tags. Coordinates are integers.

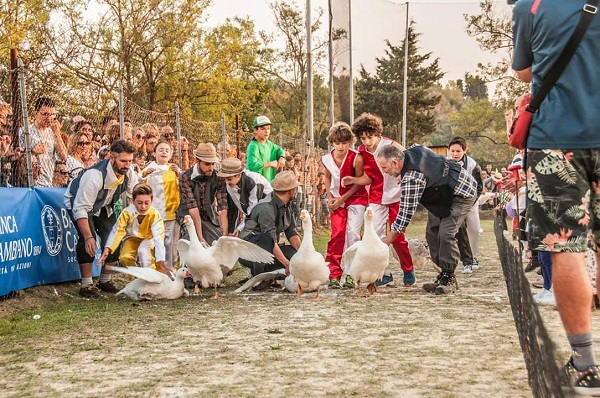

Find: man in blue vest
<box><xmin>377</xmin><ymin>145</ymin><xmax>477</xmax><ymax>295</ymax></box>
<box><xmin>64</xmin><ymin>140</ymin><xmax>139</xmax><ymax>298</ymax></box>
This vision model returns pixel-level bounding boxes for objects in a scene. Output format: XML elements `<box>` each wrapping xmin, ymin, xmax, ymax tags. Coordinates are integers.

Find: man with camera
<box><xmin>512</xmin><ymin>0</ymin><xmax>600</xmax><ymax>392</ymax></box>
<box><xmin>18</xmin><ymin>97</ymin><xmax>67</xmax><ymax>187</ymax></box>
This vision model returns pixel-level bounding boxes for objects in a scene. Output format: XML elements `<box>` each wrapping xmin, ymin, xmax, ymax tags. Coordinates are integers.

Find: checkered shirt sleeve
<box><xmin>215</xmin><ymin>178</ymin><xmax>229</xmax><ymax>212</ymax></box>
<box><xmin>454</xmin><ymin>167</ymin><xmax>477</xmax><ymax>199</ymax></box>
<box><xmin>179</xmin><ymin>171</ymin><xmax>198</xmax><ymax>210</ymax></box>
<box><xmin>391</xmin><ymin>170</ymin><xmax>426</xmax><ymax>233</ymax></box>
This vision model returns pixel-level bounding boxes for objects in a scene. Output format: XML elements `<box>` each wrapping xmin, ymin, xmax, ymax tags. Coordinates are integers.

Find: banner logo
<box><xmin>41</xmin><ymin>205</ymin><xmax>62</xmax><ymax>256</ymax></box>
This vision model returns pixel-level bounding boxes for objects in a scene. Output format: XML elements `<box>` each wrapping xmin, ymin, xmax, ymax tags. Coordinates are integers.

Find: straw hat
<box><xmin>271</xmin><ymin>170</ymin><xmax>299</xmax><ymax>191</ymax></box>
<box><xmin>193</xmin><ymin>143</ymin><xmax>220</xmax><ymax>163</ymax></box>
<box><xmin>492</xmin><ymin>172</ymin><xmax>503</xmax><ymax>182</ymax></box>
<box><xmin>217</xmin><ymin>157</ymin><xmax>244</xmax><ymax>177</ymax></box>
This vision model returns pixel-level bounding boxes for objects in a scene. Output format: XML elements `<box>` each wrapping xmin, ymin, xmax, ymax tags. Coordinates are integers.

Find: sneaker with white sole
<box><xmin>533</xmin><ymin>288</ymin><xmax>550</xmax><ymax>303</ymax></box>
<box><xmin>471</xmin><ymin>259</ymin><xmax>480</xmax><ymax>270</ymax></box>
<box><xmin>375</xmin><ymin>274</ymin><xmax>394</xmax><ymax>287</ymax></box>
<box><xmin>535</xmin><ymin>289</ymin><xmax>556</xmax><ymax>306</ymax></box>
<box><xmin>342</xmin><ymin>274</ymin><xmax>356</xmax><ymax>289</ymax></box>
<box><xmin>461</xmin><ymin>264</ymin><xmax>473</xmax><ymax>274</ymax></box>
<box><xmin>563</xmin><ymin>357</ymin><xmax>600</xmax><ymax>395</ymax></box>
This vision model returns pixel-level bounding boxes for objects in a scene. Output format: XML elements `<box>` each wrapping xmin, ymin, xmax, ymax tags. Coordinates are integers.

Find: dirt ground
<box><xmin>0</xmin><ymin>220</ymin><xmax>591</xmax><ymax>398</ymax></box>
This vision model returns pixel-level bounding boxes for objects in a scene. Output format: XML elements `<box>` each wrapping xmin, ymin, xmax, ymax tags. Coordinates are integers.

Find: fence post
<box><xmin>17</xmin><ymin>58</ymin><xmax>33</xmax><ymax>188</ymax></box>
<box><xmin>220</xmin><ymin>113</ymin><xmax>227</xmax><ymax>159</ymax></box>
<box><xmin>118</xmin><ymin>83</ymin><xmax>124</xmax><ymax>139</ymax></box>
<box><xmin>174</xmin><ymin>101</ymin><xmax>182</xmax><ymax>169</ymax></box>
<box><xmin>235</xmin><ymin>114</ymin><xmax>240</xmax><ymax>159</ymax></box>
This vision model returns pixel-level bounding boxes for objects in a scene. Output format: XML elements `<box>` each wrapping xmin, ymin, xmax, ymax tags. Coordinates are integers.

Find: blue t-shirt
<box><xmin>512</xmin><ymin>0</ymin><xmax>600</xmax><ymax>149</ymax></box>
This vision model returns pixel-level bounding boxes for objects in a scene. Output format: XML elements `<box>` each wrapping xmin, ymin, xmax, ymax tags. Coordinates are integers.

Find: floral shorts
<box><xmin>526</xmin><ymin>149</ymin><xmax>600</xmax><ymax>253</ymax></box>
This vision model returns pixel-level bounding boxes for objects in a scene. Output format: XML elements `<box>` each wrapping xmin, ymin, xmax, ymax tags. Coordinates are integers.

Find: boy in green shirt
<box><xmin>246</xmin><ymin>116</ymin><xmax>285</xmax><ymax>181</ymax></box>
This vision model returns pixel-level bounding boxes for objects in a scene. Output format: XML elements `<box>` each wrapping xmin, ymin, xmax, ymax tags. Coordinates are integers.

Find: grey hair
<box><xmin>377</xmin><ymin>145</ymin><xmax>405</xmax><ymax>163</ymax></box>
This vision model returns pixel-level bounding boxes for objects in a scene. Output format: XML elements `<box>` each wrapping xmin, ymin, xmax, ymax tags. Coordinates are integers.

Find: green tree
<box><xmin>0</xmin><ymin>0</ymin><xmax>53</xmax><ymax>102</ymax></box>
<box><xmin>354</xmin><ymin>22</ymin><xmax>444</xmax><ymax>145</ymax></box>
<box><xmin>429</xmin><ymin>81</ymin><xmax>467</xmax><ymax>141</ymax></box>
<box><xmin>459</xmin><ymin>73</ymin><xmax>488</xmax><ymax>100</ymax></box>
<box><xmin>255</xmin><ymin>0</ymin><xmax>330</xmax><ymax>148</ymax></box>
<box><xmin>464</xmin><ymin>0</ymin><xmax>529</xmax><ymax>107</ymax></box>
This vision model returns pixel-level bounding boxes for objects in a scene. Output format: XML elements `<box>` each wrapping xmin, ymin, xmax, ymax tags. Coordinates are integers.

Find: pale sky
<box><xmin>206</xmin><ymin>0</ymin><xmax>513</xmax><ymax>87</ymax></box>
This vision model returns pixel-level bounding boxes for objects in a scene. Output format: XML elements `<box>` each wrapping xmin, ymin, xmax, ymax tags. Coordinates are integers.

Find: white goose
<box><xmin>289</xmin><ymin>209</ymin><xmax>330</xmax><ymax>299</ymax></box>
<box><xmin>234</xmin><ymin>269</ymin><xmax>308</xmax><ymax>294</ymax></box>
<box><xmin>178</xmin><ymin>215</ymin><xmax>275</xmax><ymax>299</ymax></box>
<box><xmin>106</xmin><ymin>265</ymin><xmax>190</xmax><ymax>300</ymax></box>
<box><xmin>342</xmin><ymin>206</ymin><xmax>389</xmax><ymax>296</ymax></box>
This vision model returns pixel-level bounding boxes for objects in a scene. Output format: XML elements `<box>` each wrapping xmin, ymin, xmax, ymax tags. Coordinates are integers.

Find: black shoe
<box><xmin>422</xmin><ymin>273</ymin><xmax>442</xmax><ymax>293</ymax></box>
<box><xmin>524</xmin><ymin>257</ymin><xmax>540</xmax><ymax>273</ymax></box>
<box><xmin>564</xmin><ymin>357</ymin><xmax>600</xmax><ymax>394</ymax></box>
<box><xmin>79</xmin><ymin>285</ymin><xmax>101</xmax><ymax>298</ymax></box>
<box><xmin>184</xmin><ymin>277</ymin><xmax>196</xmax><ymax>290</ymax></box>
<box><xmin>433</xmin><ymin>272</ymin><xmax>458</xmax><ymax>295</ymax></box>
<box><xmin>97</xmin><ymin>281</ymin><xmax>119</xmax><ymax>294</ymax></box>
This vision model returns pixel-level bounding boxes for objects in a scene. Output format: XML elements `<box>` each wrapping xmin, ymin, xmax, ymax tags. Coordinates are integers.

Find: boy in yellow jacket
<box><xmin>99</xmin><ymin>183</ymin><xmax>171</xmax><ymax>278</ymax></box>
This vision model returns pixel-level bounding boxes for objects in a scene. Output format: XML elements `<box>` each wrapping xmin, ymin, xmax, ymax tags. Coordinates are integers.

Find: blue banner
<box><xmin>0</xmin><ymin>187</ymin><xmax>101</xmax><ymax>296</ymax></box>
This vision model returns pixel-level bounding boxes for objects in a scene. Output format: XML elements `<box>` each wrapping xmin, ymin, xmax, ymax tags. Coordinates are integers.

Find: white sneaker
<box><xmin>461</xmin><ymin>264</ymin><xmax>473</xmax><ymax>274</ymax></box>
<box><xmin>471</xmin><ymin>259</ymin><xmax>480</xmax><ymax>270</ymax></box>
<box><xmin>533</xmin><ymin>288</ymin><xmax>550</xmax><ymax>303</ymax></box>
<box><xmin>537</xmin><ymin>289</ymin><xmax>556</xmax><ymax>306</ymax></box>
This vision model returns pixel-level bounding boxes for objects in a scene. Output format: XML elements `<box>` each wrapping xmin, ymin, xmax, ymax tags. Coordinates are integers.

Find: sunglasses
<box><xmin>135</xmin><ymin>134</ymin><xmax>146</xmax><ymax>140</ymax></box>
<box><xmin>77</xmin><ymin>141</ymin><xmax>91</xmax><ymax>147</ymax></box>
<box><xmin>162</xmin><ymin>133</ymin><xmax>174</xmax><ymax>138</ymax></box>
<box><xmin>55</xmin><ymin>170</ymin><xmax>70</xmax><ymax>175</ymax></box>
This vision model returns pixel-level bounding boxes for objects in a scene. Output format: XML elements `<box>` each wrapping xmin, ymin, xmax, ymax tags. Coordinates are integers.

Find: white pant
<box><xmin>465</xmin><ymin>203</ymin><xmax>482</xmax><ymax>259</ymax></box>
<box><xmin>137</xmin><ymin>239</ymin><xmax>154</xmax><ymax>268</ymax></box>
<box><xmin>345</xmin><ymin>204</ymin><xmax>366</xmax><ymax>250</ymax></box>
<box><xmin>164</xmin><ymin>219</ymin><xmax>180</xmax><ymax>270</ymax></box>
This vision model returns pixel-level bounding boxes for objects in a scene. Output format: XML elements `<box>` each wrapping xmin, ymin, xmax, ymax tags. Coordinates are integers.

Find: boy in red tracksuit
<box><xmin>322</xmin><ymin>122</ymin><xmax>369</xmax><ymax>289</ymax></box>
<box><xmin>342</xmin><ymin>113</ymin><xmax>415</xmax><ymax>287</ymax></box>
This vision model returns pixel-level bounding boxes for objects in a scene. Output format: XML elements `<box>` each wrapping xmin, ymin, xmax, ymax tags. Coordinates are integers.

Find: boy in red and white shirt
<box><xmin>342</xmin><ymin>113</ymin><xmax>415</xmax><ymax>286</ymax></box>
<box><xmin>322</xmin><ymin>122</ymin><xmax>369</xmax><ymax>288</ymax></box>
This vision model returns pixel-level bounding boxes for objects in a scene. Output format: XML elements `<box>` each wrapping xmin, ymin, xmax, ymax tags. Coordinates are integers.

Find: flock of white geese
<box><xmin>108</xmin><ymin>207</ymin><xmax>399</xmax><ymax>301</ymax></box>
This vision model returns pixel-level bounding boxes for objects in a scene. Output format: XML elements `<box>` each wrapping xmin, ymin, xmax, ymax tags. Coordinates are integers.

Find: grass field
<box><xmin>0</xmin><ymin>215</ymin><xmax>587</xmax><ymax>398</ymax></box>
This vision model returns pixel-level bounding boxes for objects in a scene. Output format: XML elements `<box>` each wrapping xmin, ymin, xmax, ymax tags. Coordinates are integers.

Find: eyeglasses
<box><xmin>40</xmin><ymin>112</ymin><xmax>57</xmax><ymax>118</ymax></box>
<box><xmin>77</xmin><ymin>141</ymin><xmax>91</xmax><ymax>147</ymax></box>
<box><xmin>80</xmin><ymin>127</ymin><xmax>94</xmax><ymax>133</ymax></box>
<box><xmin>55</xmin><ymin>170</ymin><xmax>69</xmax><ymax>175</ymax></box>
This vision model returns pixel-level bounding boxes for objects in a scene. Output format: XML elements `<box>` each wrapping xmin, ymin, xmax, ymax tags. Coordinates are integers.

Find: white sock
<box><xmin>99</xmin><ymin>274</ymin><xmax>111</xmax><ymax>284</ymax></box>
<box><xmin>81</xmin><ymin>277</ymin><xmax>93</xmax><ymax>287</ymax></box>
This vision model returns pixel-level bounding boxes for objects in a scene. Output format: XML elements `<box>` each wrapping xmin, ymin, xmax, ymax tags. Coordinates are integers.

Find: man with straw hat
<box><xmin>217</xmin><ymin>157</ymin><xmax>273</xmax><ymax>237</ymax></box>
<box><xmin>178</xmin><ymin>143</ymin><xmax>228</xmax><ymax>245</ymax></box>
<box><xmin>238</xmin><ymin>170</ymin><xmax>300</xmax><ymax>277</ymax></box>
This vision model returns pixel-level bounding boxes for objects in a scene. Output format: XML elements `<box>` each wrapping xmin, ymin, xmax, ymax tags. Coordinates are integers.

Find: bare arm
<box><xmin>188</xmin><ymin>207</ymin><xmax>206</xmax><ymax>244</ymax></box>
<box><xmin>219</xmin><ymin>209</ymin><xmax>228</xmax><ymax>236</ymax></box>
<box><xmin>51</xmin><ymin>120</ymin><xmax>68</xmax><ymax>161</ymax></box>
<box><xmin>516</xmin><ymin>67</ymin><xmax>532</xmax><ymax>83</ymax></box>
